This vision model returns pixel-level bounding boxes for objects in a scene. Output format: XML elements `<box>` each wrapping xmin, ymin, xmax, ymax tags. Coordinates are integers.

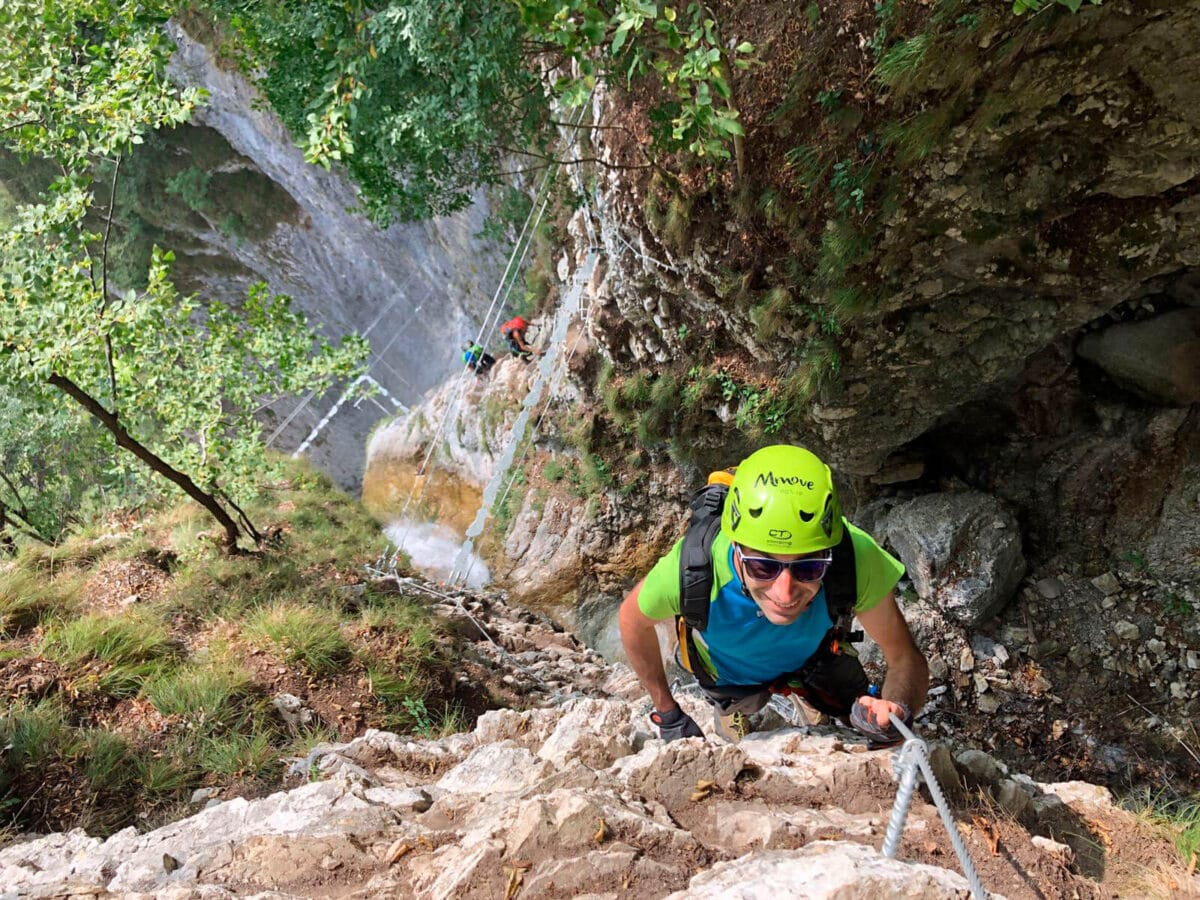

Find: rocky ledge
<box><xmin>2</xmin><ymin>582</ymin><xmax>1195</xmax><ymax>900</ymax></box>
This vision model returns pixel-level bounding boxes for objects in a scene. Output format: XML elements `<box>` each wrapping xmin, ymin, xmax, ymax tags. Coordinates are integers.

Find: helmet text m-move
<box><xmin>754</xmin><ymin>472</ymin><xmax>815</xmax><ymax>490</ymax></box>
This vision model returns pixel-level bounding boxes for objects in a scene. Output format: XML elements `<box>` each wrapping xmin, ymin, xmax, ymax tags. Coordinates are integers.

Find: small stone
<box><xmin>1091</xmin><ymin>572</ymin><xmax>1121</xmax><ymax>595</ymax></box>
<box><xmin>1146</xmin><ymin>639</ymin><xmax>1167</xmax><ymax>657</ymax></box>
<box><xmin>996</xmin><ymin>778</ymin><xmax>1033</xmax><ymax>819</ymax></box>
<box><xmin>955</xmin><ymin>749</ymin><xmax>1005</xmax><ymax>785</ymax></box>
<box><xmin>1035</xmin><ymin>577</ymin><xmax>1064</xmax><ymax>600</ymax></box>
<box><xmin>1051</xmin><ymin>720</ymin><xmax>1069</xmax><ymax>741</ymax></box>
<box><xmin>1031</xmin><ymin>835</ymin><xmax>1074</xmax><ymax>862</ymax></box>
<box><xmin>1067</xmin><ymin>645</ymin><xmax>1092</xmax><ymax>667</ymax></box>
<box><xmin>993</xmin><ymin>644</ymin><xmax>1010</xmax><ymax>665</ymax></box>
<box><xmin>927</xmin><ymin>743</ymin><xmax>963</xmax><ymax>799</ymax></box>
<box><xmin>162</xmin><ymin>854</ymin><xmax>181</xmax><ymax>873</ymax></box>
<box><xmin>959</xmin><ymin>646</ymin><xmax>975</xmax><ymax>673</ymax></box>
<box><xmin>973</xmin><ymin>673</ymin><xmax>990</xmax><ymax>693</ymax></box>
<box><xmin>1186</xmin><ymin>650</ymin><xmax>1200</xmax><ymax>670</ymax></box>
<box><xmin>320</xmin><ymin>856</ymin><xmax>343</xmax><ymax>872</ymax></box>
<box><xmin>1114</xmin><ymin>621</ymin><xmax>1141</xmax><ymax>641</ymax></box>
<box><xmin>977</xmin><ymin>693</ymin><xmax>1002</xmax><ymax>714</ymax></box>
<box><xmin>1171</xmin><ymin>681</ymin><xmax>1188</xmax><ymax>699</ymax></box>
<box><xmin>1101</xmin><ymin>596</ymin><xmax>1117</xmax><ymax>610</ymax></box>
<box><xmin>190</xmin><ymin>787</ymin><xmax>219</xmax><ymax>804</ymax></box>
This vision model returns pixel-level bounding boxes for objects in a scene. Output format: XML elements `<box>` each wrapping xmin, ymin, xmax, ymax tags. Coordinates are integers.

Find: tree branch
<box><xmin>0</xmin><ymin>469</ymin><xmax>34</xmax><ymax>524</ymax></box>
<box><xmin>0</xmin><ymin>117</ymin><xmax>43</xmax><ymax>134</ymax></box>
<box><xmin>46</xmin><ymin>372</ymin><xmax>247</xmax><ymax>552</ymax></box>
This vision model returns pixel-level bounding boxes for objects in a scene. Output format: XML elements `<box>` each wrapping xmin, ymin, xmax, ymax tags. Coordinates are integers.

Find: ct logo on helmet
<box><xmin>769</xmin><ymin>528</ymin><xmax>792</xmax><ymax>540</ymax></box>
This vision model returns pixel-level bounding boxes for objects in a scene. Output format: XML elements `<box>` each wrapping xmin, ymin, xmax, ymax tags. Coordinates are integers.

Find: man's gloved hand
<box><xmin>650</xmin><ymin>705</ymin><xmax>704</xmax><ymax>742</ymax></box>
<box><xmin>849</xmin><ymin>696</ymin><xmax>911</xmax><ymax>747</ymax></box>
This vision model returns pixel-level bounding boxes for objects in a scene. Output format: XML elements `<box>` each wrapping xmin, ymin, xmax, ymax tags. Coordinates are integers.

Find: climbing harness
<box><xmin>883</xmin><ymin>714</ymin><xmax>987</xmax><ymax>899</ymax></box>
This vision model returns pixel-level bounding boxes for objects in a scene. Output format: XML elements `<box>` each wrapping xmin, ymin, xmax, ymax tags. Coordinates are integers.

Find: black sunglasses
<box><xmin>735</xmin><ymin>545</ymin><xmax>833</xmax><ymax>583</ymax></box>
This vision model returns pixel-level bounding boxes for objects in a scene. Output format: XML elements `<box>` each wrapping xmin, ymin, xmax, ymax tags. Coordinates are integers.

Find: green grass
<box><xmin>0</xmin><ymin>698</ymin><xmax>71</xmax><ymax>770</ymax></box>
<box><xmin>40</xmin><ymin>611</ymin><xmax>174</xmax><ymax>697</ymax></box>
<box><xmin>0</xmin><ymin>458</ymin><xmax>470</xmax><ymax>836</ymax></box>
<box><xmin>881</xmin><ymin>104</ymin><xmax>957</xmax><ymax>164</ymax></box>
<box><xmin>816</xmin><ymin>218</ymin><xmax>872</xmax><ymax>286</ymax></box>
<box><xmin>874</xmin><ymin>33</ymin><xmax>932</xmax><ymax>93</ymax></box>
<box><xmin>752</xmin><ymin>287</ymin><xmax>795</xmax><ymax>342</ymax></box>
<box><xmin>246</xmin><ymin>602</ymin><xmax>351</xmax><ymax>676</ymax></box>
<box><xmin>0</xmin><ymin>566</ymin><xmax>81</xmax><ymax>635</ymax></box>
<box><xmin>1133</xmin><ymin>792</ymin><xmax>1200</xmax><ymax>869</ymax></box>
<box><xmin>142</xmin><ymin>658</ymin><xmax>255</xmax><ymax>728</ymax></box>
<box><xmin>198</xmin><ymin>730</ymin><xmax>276</xmax><ymax>778</ymax></box>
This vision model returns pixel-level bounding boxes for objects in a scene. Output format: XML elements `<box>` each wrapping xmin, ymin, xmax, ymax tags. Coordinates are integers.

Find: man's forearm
<box><xmin>881</xmin><ymin>651</ymin><xmax>929</xmax><ymax>716</ymax></box>
<box><xmin>618</xmin><ymin>595</ymin><xmax>676</xmax><ymax>711</ymax></box>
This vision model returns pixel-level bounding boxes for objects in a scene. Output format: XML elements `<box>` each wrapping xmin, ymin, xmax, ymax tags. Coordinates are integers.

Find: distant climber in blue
<box><xmin>462</xmin><ymin>341</ymin><xmax>496</xmax><ymax>379</ymax></box>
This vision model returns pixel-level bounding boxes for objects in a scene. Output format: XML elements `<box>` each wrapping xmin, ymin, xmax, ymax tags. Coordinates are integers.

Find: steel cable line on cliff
<box><xmin>377</xmin><ymin>100</ymin><xmax>597</xmax><ymax>566</ymax></box>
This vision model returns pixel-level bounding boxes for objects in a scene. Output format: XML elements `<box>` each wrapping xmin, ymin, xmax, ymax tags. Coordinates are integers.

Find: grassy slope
<box><xmin>0</xmin><ymin>461</ymin><xmax>471</xmax><ymax>837</ymax></box>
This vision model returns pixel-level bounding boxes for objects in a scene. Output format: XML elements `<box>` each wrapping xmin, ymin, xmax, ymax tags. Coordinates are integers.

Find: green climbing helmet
<box><xmin>720</xmin><ymin>444</ymin><xmax>844</xmax><ymax>554</ymax></box>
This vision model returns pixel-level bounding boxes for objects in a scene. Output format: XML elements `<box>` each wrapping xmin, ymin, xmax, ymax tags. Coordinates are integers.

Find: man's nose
<box><xmin>768</xmin><ymin>567</ymin><xmax>799</xmax><ymax>599</ymax></box>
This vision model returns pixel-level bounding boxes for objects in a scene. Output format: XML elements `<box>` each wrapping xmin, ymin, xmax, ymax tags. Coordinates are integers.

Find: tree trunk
<box><xmin>47</xmin><ymin>373</ymin><xmax>246</xmax><ymax>551</ymax></box>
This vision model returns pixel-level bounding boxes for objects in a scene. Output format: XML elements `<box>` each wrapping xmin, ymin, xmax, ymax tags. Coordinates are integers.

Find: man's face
<box><xmin>734</xmin><ymin>544</ymin><xmax>827</xmax><ymax>625</ymax></box>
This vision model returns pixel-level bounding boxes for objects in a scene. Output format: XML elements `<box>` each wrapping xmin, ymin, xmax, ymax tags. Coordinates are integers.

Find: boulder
<box><xmin>884</xmin><ymin>492</ymin><xmax>1026</xmax><ymax>626</ymax></box>
<box><xmin>1076</xmin><ymin>308</ymin><xmax>1200</xmax><ymax>406</ymax></box>
<box><xmin>666</xmin><ymin>841</ymin><xmax>998</xmax><ymax>898</ymax></box>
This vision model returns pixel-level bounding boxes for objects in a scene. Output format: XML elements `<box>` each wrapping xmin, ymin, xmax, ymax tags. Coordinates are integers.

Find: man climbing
<box><xmin>461</xmin><ymin>340</ymin><xmax>495</xmax><ymax>379</ymax></box>
<box><xmin>500</xmin><ymin>315</ymin><xmax>539</xmax><ymax>360</ymax></box>
<box><xmin>618</xmin><ymin>444</ymin><xmax>928</xmax><ymax>746</ymax></box>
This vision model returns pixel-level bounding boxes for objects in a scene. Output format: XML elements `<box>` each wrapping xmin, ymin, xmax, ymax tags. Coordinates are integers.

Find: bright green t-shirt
<box><xmin>636</xmin><ymin>520</ymin><xmax>904</xmax><ymax>683</ymax></box>
<box><xmin>637</xmin><ymin>519</ymin><xmax>904</xmax><ymax>620</ymax></box>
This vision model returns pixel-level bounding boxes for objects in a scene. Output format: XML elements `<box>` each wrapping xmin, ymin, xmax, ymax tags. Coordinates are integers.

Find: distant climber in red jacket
<box><xmin>500</xmin><ymin>316</ymin><xmax>540</xmax><ymax>360</ymax></box>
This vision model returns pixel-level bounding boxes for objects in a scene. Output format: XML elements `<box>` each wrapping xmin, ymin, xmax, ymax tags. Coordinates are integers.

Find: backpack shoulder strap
<box><xmin>678</xmin><ymin>482</ymin><xmax>726</xmax><ymax>632</ymax></box>
<box><xmin>822</xmin><ymin>523</ymin><xmax>861</xmax><ymax>640</ymax></box>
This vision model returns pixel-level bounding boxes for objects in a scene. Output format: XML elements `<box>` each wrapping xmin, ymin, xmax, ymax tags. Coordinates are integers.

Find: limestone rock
<box><xmin>1076</xmin><ymin>308</ymin><xmax>1200</xmax><ymax>406</ymax></box>
<box><xmin>665</xmin><ymin>841</ymin><xmax>998</xmax><ymax>898</ymax></box>
<box><xmin>884</xmin><ymin>492</ymin><xmax>1026</xmax><ymax>626</ymax></box>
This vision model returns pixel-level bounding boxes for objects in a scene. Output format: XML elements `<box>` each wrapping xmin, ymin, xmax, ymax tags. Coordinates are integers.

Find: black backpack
<box><xmin>675</xmin><ymin>479</ymin><xmax>861</xmax><ymax>688</ymax></box>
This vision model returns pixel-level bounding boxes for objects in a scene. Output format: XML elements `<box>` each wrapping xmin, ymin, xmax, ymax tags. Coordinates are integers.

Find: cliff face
<box><xmin>0</xmin><ymin>22</ymin><xmax>510</xmax><ymax>492</ymax></box>
<box><xmin>366</xmin><ymin>0</ymin><xmax>1199</xmax><ymax>803</ymax></box>
<box><xmin>583</xmin><ymin>1</ymin><xmax>1200</xmax><ymax>582</ymax></box>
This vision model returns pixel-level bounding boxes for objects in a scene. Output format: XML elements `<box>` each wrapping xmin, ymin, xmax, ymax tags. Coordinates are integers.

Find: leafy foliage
<box><xmin>0</xmin><ymin>0</ymin><xmax>369</xmax><ymax>547</ymax></box>
<box><xmin>1012</xmin><ymin>0</ymin><xmax>1102</xmax><ymax>14</ymax></box>
<box><xmin>518</xmin><ymin>0</ymin><xmax>753</xmax><ymax>161</ymax></box>
<box><xmin>203</xmin><ymin>0</ymin><xmax>547</xmax><ymax>224</ymax></box>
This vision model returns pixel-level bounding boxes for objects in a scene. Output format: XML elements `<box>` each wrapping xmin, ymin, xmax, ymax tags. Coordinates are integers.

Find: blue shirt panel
<box><xmin>698</xmin><ymin>543</ymin><xmax>834</xmax><ymax>685</ymax></box>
